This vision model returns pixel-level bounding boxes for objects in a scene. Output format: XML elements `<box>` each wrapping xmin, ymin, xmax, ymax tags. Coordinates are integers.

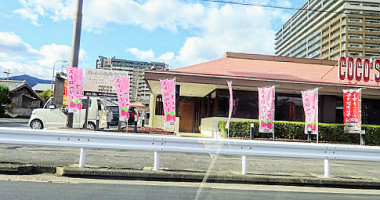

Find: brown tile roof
<box><xmin>169</xmin><ymin>52</ymin><xmax>380</xmax><ymax>88</ymax></box>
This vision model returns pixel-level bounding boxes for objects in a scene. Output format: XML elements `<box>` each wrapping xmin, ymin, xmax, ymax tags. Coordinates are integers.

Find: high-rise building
<box><xmin>96</xmin><ymin>56</ymin><xmax>167</xmax><ymax>104</ymax></box>
<box><xmin>275</xmin><ymin>0</ymin><xmax>380</xmax><ymax>60</ymax></box>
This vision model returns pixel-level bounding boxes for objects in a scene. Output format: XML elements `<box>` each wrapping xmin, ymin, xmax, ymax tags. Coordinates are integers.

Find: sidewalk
<box><xmin>0</xmin><ymin>118</ymin><xmax>29</xmax><ymax>124</ymax></box>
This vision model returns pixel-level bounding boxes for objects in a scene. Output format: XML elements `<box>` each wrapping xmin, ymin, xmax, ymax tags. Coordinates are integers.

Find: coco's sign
<box><xmin>338</xmin><ymin>56</ymin><xmax>380</xmax><ymax>82</ymax></box>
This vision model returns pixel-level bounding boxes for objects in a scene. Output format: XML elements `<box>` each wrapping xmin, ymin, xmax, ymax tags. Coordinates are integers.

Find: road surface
<box><xmin>1</xmin><ymin>177</ymin><xmax>380</xmax><ymax>200</ymax></box>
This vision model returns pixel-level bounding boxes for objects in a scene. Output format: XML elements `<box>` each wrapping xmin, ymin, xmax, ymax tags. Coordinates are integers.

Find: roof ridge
<box><xmin>224</xmin><ymin>52</ymin><xmax>336</xmax><ymax>66</ymax></box>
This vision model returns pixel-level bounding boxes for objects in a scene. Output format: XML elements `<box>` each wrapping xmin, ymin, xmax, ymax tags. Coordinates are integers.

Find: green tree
<box><xmin>0</xmin><ymin>85</ymin><xmax>11</xmax><ymax>117</ymax></box>
<box><xmin>38</xmin><ymin>89</ymin><xmax>53</xmax><ymax>104</ymax></box>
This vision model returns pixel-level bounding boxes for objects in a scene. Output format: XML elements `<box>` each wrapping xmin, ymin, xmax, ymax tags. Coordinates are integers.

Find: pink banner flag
<box><xmin>343</xmin><ymin>89</ymin><xmax>361</xmax><ymax>133</ymax></box>
<box><xmin>302</xmin><ymin>88</ymin><xmax>318</xmax><ymax>134</ymax></box>
<box><xmin>160</xmin><ymin>79</ymin><xmax>176</xmax><ymax>123</ymax></box>
<box><xmin>114</xmin><ymin>77</ymin><xmax>130</xmax><ymax>121</ymax></box>
<box><xmin>258</xmin><ymin>86</ymin><xmax>275</xmax><ymax>133</ymax></box>
<box><xmin>225</xmin><ymin>81</ymin><xmax>233</xmax><ymax>129</ymax></box>
<box><xmin>66</xmin><ymin>68</ymin><xmax>83</xmax><ymax>113</ymax></box>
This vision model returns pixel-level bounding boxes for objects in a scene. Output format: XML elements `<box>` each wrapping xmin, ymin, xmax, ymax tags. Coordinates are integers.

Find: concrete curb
<box><xmin>56</xmin><ymin>166</ymin><xmax>380</xmax><ymax>189</ymax></box>
<box><xmin>0</xmin><ymin>163</ymin><xmax>56</xmax><ymax>174</ymax></box>
<box><xmin>2</xmin><ymin>163</ymin><xmax>380</xmax><ymax>189</ymax></box>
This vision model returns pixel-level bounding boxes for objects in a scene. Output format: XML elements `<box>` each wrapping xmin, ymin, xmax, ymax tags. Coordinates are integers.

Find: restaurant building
<box><xmin>145</xmin><ymin>52</ymin><xmax>380</xmax><ymax>136</ymax></box>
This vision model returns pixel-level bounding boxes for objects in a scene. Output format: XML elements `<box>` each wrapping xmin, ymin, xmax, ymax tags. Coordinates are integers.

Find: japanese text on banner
<box><xmin>160</xmin><ymin>79</ymin><xmax>176</xmax><ymax>123</ymax></box>
<box><xmin>258</xmin><ymin>86</ymin><xmax>275</xmax><ymax>133</ymax></box>
<box><xmin>114</xmin><ymin>77</ymin><xmax>130</xmax><ymax>121</ymax></box>
<box><xmin>225</xmin><ymin>81</ymin><xmax>233</xmax><ymax>129</ymax></box>
<box><xmin>343</xmin><ymin>89</ymin><xmax>361</xmax><ymax>133</ymax></box>
<box><xmin>302</xmin><ymin>88</ymin><xmax>318</xmax><ymax>134</ymax></box>
<box><xmin>66</xmin><ymin>68</ymin><xmax>83</xmax><ymax>113</ymax></box>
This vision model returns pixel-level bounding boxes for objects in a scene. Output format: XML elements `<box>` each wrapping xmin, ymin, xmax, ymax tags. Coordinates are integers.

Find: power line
<box><xmin>198</xmin><ymin>0</ymin><xmax>341</xmax><ymax>14</ymax></box>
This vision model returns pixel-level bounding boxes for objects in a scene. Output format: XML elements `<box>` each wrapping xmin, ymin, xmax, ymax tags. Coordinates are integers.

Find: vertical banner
<box><xmin>343</xmin><ymin>89</ymin><xmax>361</xmax><ymax>133</ymax></box>
<box><xmin>225</xmin><ymin>81</ymin><xmax>233</xmax><ymax>129</ymax></box>
<box><xmin>258</xmin><ymin>86</ymin><xmax>275</xmax><ymax>133</ymax></box>
<box><xmin>66</xmin><ymin>68</ymin><xmax>83</xmax><ymax>113</ymax></box>
<box><xmin>114</xmin><ymin>77</ymin><xmax>130</xmax><ymax>121</ymax></box>
<box><xmin>160</xmin><ymin>79</ymin><xmax>176</xmax><ymax>132</ymax></box>
<box><xmin>302</xmin><ymin>88</ymin><xmax>318</xmax><ymax>134</ymax></box>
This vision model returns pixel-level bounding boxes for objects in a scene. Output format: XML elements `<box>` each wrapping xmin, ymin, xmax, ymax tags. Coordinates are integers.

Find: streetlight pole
<box><xmin>51</xmin><ymin>60</ymin><xmax>68</xmax><ymax>97</ymax></box>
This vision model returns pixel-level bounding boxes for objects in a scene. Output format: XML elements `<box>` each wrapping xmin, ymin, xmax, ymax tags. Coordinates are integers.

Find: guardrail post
<box><xmin>307</xmin><ymin>131</ymin><xmax>312</xmax><ymax>143</ymax></box>
<box><xmin>79</xmin><ymin>147</ymin><xmax>87</xmax><ymax>168</ymax></box>
<box><xmin>360</xmin><ymin>133</ymin><xmax>366</xmax><ymax>146</ymax></box>
<box><xmin>324</xmin><ymin>159</ymin><xmax>330</xmax><ymax>178</ymax></box>
<box><xmin>250</xmin><ymin>123</ymin><xmax>254</xmax><ymax>140</ymax></box>
<box><xmin>154</xmin><ymin>151</ymin><xmax>160</xmax><ymax>170</ymax></box>
<box><xmin>242</xmin><ymin>155</ymin><xmax>247</xmax><ymax>174</ymax></box>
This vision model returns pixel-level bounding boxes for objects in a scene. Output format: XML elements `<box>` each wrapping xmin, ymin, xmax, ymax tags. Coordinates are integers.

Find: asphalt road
<box><xmin>1</xmin><ymin>180</ymin><xmax>380</xmax><ymax>200</ymax></box>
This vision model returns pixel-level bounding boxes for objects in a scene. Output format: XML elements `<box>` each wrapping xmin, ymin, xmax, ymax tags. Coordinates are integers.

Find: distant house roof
<box><xmin>0</xmin><ymin>80</ymin><xmax>28</xmax><ymax>91</ymax></box>
<box><xmin>32</xmin><ymin>83</ymin><xmax>53</xmax><ymax>92</ymax></box>
<box><xmin>0</xmin><ymin>80</ymin><xmax>40</xmax><ymax>100</ymax></box>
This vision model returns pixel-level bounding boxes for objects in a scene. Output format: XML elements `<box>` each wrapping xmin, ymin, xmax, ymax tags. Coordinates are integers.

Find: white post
<box><xmin>242</xmin><ymin>155</ymin><xmax>247</xmax><ymax>174</ymax></box>
<box><xmin>79</xmin><ymin>147</ymin><xmax>87</xmax><ymax>168</ymax></box>
<box><xmin>324</xmin><ymin>159</ymin><xmax>330</xmax><ymax>178</ymax></box>
<box><xmin>154</xmin><ymin>151</ymin><xmax>160</xmax><ymax>170</ymax></box>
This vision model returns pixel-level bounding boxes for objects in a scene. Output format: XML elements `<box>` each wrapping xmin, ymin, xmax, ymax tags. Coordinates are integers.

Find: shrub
<box><xmin>218</xmin><ymin>120</ymin><xmax>380</xmax><ymax>145</ymax></box>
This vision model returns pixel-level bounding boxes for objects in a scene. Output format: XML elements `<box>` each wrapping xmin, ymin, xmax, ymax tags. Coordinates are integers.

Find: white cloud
<box><xmin>126</xmin><ymin>48</ymin><xmax>155</xmax><ymax>61</ymax></box>
<box><xmin>0</xmin><ymin>32</ymin><xmax>40</xmax><ymax>58</ymax></box>
<box><xmin>125</xmin><ymin>2</ymin><xmax>288</xmax><ymax>67</ymax></box>
<box><xmin>14</xmin><ymin>0</ymin><xmax>293</xmax><ymax>68</ymax></box>
<box><xmin>14</xmin><ymin>0</ymin><xmax>75</xmax><ymax>25</ymax></box>
<box><xmin>0</xmin><ymin>32</ymin><xmax>86</xmax><ymax>80</ymax></box>
<box><xmin>126</xmin><ymin>48</ymin><xmax>176</xmax><ymax>66</ymax></box>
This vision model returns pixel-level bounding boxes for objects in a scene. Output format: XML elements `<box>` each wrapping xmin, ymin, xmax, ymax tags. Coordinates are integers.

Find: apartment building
<box><xmin>96</xmin><ymin>56</ymin><xmax>167</xmax><ymax>104</ymax></box>
<box><xmin>275</xmin><ymin>0</ymin><xmax>380</xmax><ymax>60</ymax></box>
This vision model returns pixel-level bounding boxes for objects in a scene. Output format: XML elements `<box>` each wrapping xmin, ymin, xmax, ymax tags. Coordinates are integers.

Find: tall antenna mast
<box><xmin>3</xmin><ymin>69</ymin><xmax>11</xmax><ymax>80</ymax></box>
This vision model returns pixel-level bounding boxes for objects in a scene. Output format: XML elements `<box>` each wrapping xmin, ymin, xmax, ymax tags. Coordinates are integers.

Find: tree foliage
<box><xmin>38</xmin><ymin>90</ymin><xmax>53</xmax><ymax>104</ymax></box>
<box><xmin>0</xmin><ymin>85</ymin><xmax>10</xmax><ymax>105</ymax></box>
<box><xmin>0</xmin><ymin>85</ymin><xmax>11</xmax><ymax>117</ymax></box>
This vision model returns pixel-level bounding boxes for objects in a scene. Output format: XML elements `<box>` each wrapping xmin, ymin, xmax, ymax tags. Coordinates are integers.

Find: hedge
<box><xmin>218</xmin><ymin>120</ymin><xmax>380</xmax><ymax>146</ymax></box>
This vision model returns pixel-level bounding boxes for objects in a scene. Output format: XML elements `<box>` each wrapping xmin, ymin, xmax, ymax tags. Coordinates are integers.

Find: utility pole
<box><xmin>68</xmin><ymin>0</ymin><xmax>83</xmax><ymax>128</ymax></box>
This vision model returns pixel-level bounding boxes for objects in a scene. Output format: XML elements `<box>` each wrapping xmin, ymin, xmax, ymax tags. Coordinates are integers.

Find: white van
<box><xmin>29</xmin><ymin>97</ymin><xmax>110</xmax><ymax>130</ymax></box>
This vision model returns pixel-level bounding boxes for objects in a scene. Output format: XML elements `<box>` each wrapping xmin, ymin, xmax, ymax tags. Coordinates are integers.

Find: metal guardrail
<box><xmin>1</xmin><ymin>127</ymin><xmax>380</xmax><ymax>177</ymax></box>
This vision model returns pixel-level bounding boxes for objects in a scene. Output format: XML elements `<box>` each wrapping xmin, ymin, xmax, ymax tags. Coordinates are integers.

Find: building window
<box><xmin>216</xmin><ymin>89</ymin><xmax>258</xmax><ymax>119</ymax></box>
<box><xmin>276</xmin><ymin>94</ymin><xmax>303</xmax><ymax>122</ymax></box>
<box><xmin>348</xmin><ymin>26</ymin><xmax>362</xmax><ymax>31</ymax></box>
<box><xmin>348</xmin><ymin>34</ymin><xmax>362</xmax><ymax>39</ymax></box>
<box><xmin>155</xmin><ymin>95</ymin><xmax>164</xmax><ymax>115</ymax></box>
<box><xmin>348</xmin><ymin>43</ymin><xmax>362</xmax><ymax>48</ymax></box>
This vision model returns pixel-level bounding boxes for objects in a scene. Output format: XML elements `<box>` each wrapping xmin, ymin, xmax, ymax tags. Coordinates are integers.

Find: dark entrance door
<box><xmin>179</xmin><ymin>101</ymin><xmax>195</xmax><ymax>132</ymax></box>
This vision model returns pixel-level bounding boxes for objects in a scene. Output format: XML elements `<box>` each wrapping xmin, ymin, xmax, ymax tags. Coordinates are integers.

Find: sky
<box><xmin>0</xmin><ymin>0</ymin><xmax>307</xmax><ymax>80</ymax></box>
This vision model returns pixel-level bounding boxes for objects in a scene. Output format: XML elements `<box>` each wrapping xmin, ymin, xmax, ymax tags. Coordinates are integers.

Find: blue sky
<box><xmin>0</xmin><ymin>0</ymin><xmax>306</xmax><ymax>80</ymax></box>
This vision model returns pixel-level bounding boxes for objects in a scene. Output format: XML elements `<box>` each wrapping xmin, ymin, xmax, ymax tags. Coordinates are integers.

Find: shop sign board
<box><xmin>84</xmin><ymin>69</ymin><xmax>129</xmax><ymax>95</ymax></box>
<box><xmin>338</xmin><ymin>56</ymin><xmax>380</xmax><ymax>82</ymax></box>
<box><xmin>67</xmin><ymin>68</ymin><xmax>83</xmax><ymax>113</ymax></box>
<box><xmin>343</xmin><ymin>89</ymin><xmax>361</xmax><ymax>134</ymax></box>
<box><xmin>114</xmin><ymin>77</ymin><xmax>130</xmax><ymax>121</ymax></box>
<box><xmin>302</xmin><ymin>88</ymin><xmax>318</xmax><ymax>134</ymax></box>
<box><xmin>258</xmin><ymin>86</ymin><xmax>275</xmax><ymax>133</ymax></box>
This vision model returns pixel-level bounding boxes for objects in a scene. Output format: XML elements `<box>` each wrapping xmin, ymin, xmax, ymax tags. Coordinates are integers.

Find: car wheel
<box><xmin>30</xmin><ymin>119</ymin><xmax>43</xmax><ymax>129</ymax></box>
<box><xmin>87</xmin><ymin>122</ymin><xmax>96</xmax><ymax>130</ymax></box>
